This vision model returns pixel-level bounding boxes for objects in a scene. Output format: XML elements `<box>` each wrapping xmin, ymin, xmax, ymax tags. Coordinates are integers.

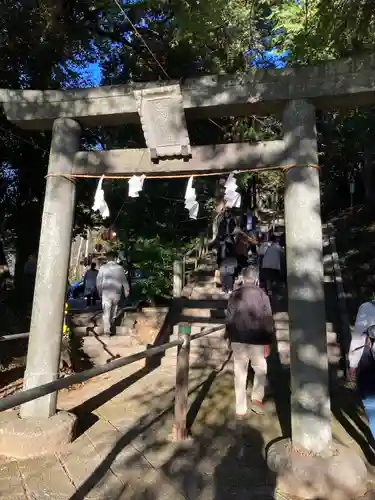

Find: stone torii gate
<box><xmin>2</xmin><ymin>54</ymin><xmax>375</xmax><ymax>468</ymax></box>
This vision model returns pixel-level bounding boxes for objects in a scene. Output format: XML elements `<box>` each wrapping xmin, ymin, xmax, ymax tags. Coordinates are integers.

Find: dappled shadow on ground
<box><xmin>71</xmin><ymin>364</ymin><xmax>158</xmax><ymax>436</ymax></box>
<box><xmin>57</xmin><ymin>350</ymin><xmax>374</xmax><ymax>500</ymax></box>
<box><xmin>65</xmin><ymin>363</ymin><xmax>278</xmax><ymax>500</ymax></box>
<box><xmin>331</xmin><ymin>381</ymin><xmax>375</xmax><ymax>466</ymax></box>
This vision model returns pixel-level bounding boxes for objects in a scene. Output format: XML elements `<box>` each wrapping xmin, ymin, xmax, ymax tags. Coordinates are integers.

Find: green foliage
<box><xmin>267</xmin><ymin>0</ymin><xmax>375</xmax><ymax>213</ymax></box>
<box><xmin>269</xmin><ymin>0</ymin><xmax>375</xmax><ymax>64</ymax></box>
<box><xmin>131</xmin><ymin>236</ymin><xmax>182</xmax><ymax>301</ymax></box>
<box><xmin>3</xmin><ymin>0</ymin><xmax>375</xmax><ymax>303</ymax></box>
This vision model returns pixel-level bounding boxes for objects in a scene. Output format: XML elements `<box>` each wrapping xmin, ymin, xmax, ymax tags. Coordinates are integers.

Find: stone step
<box><xmin>74</xmin><ymin>323</ymin><xmax>340</xmax><ymax>370</ymax></box>
<box><xmin>69</xmin><ymin>310</ymin><xmax>102</xmax><ymax>327</ymax></box>
<box><xmin>273</xmin><ymin>312</ymin><xmax>289</xmax><ymax>321</ymax></box>
<box><xmin>277</xmin><ymin>344</ymin><xmax>342</xmax><ymax>366</ymax></box>
<box><xmin>164</xmin><ymin>330</ymin><xmax>343</xmax><ymax>369</ymax></box>
<box><xmin>69</xmin><ymin>306</ymin><xmax>138</xmax><ymax>327</ymax></box>
<box><xmin>276</xmin><ymin>328</ymin><xmax>337</xmax><ymax>344</ymax></box>
<box><xmin>73</xmin><ymin>326</ymin><xmax>132</xmax><ymax>337</ymax></box>
<box><xmin>274</xmin><ymin>320</ymin><xmax>335</xmax><ymax>332</ymax></box>
<box><xmin>75</xmin><ymin>333</ymin><xmax>343</xmax><ymax>373</ymax></box>
<box><xmin>79</xmin><ymin>335</ymin><xmax>144</xmax><ymax>366</ymax></box>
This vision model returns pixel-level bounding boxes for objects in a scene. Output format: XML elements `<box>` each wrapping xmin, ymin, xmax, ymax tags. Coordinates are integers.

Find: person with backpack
<box><xmin>348</xmin><ymin>300</ymin><xmax>375</xmax><ymax>440</ymax></box>
<box><xmin>233</xmin><ymin>226</ymin><xmax>258</xmax><ymax>278</ymax></box>
<box><xmin>225</xmin><ymin>265</ymin><xmax>275</xmax><ymax>417</ymax></box>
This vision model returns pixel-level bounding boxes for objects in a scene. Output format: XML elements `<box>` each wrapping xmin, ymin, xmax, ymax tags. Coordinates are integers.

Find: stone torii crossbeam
<box><xmin>0</xmin><ymin>54</ymin><xmax>372</xmax><ymax>487</ymax></box>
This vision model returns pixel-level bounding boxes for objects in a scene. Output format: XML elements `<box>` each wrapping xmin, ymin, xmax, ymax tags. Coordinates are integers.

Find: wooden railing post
<box><xmin>173</xmin><ymin>260</ymin><xmax>183</xmax><ymax>297</ymax></box>
<box><xmin>173</xmin><ymin>323</ymin><xmax>191</xmax><ymax>440</ymax></box>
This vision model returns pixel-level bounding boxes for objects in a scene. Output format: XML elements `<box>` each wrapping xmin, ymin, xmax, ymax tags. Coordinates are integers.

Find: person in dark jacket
<box><xmin>217</xmin><ymin>209</ymin><xmax>236</xmax><ymax>240</ymax></box>
<box><xmin>233</xmin><ymin>226</ymin><xmax>258</xmax><ymax>279</ymax></box>
<box><xmin>225</xmin><ymin>265</ymin><xmax>275</xmax><ymax>416</ymax></box>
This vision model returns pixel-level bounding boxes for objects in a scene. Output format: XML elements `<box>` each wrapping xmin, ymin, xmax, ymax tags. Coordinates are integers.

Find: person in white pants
<box><xmin>96</xmin><ymin>252</ymin><xmax>129</xmax><ymax>335</ymax></box>
<box><xmin>225</xmin><ymin>265</ymin><xmax>274</xmax><ymax>416</ymax></box>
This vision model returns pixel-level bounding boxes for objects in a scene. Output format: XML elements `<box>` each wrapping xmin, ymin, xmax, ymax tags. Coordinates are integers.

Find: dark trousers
<box><xmin>235</xmin><ymin>255</ymin><xmax>248</xmax><ymax>280</ymax></box>
<box><xmin>221</xmin><ymin>270</ymin><xmax>234</xmax><ymax>292</ymax></box>
<box><xmin>86</xmin><ymin>292</ymin><xmax>97</xmax><ymax>306</ymax></box>
<box><xmin>237</xmin><ymin>254</ymin><xmax>248</xmax><ymax>271</ymax></box>
<box><xmin>262</xmin><ymin>268</ymin><xmax>280</xmax><ymax>295</ymax></box>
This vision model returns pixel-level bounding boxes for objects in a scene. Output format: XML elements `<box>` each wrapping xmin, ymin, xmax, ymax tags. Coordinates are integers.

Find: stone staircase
<box><xmin>160</xmin><ymin>302</ymin><xmax>342</xmax><ymax>375</ymax></box>
<box><xmin>273</xmin><ymin>311</ymin><xmax>341</xmax><ymax>368</ymax></box>
<box><xmin>159</xmin><ymin>248</ymin><xmax>344</xmax><ymax>376</ymax></box>
<box><xmin>68</xmin><ymin>306</ymin><xmax>342</xmax><ymax>372</ymax></box>
<box><xmin>68</xmin><ymin>308</ymin><xmax>135</xmax><ymax>337</ymax></box>
<box><xmin>66</xmin><ymin>233</ymin><xmax>344</xmax><ymax>378</ymax></box>
<box><xmin>67</xmin><ymin>307</ymin><xmax>145</xmax><ymax>367</ymax></box>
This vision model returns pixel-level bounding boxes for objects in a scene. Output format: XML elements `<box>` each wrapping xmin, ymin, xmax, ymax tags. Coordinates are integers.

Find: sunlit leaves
<box><xmin>269</xmin><ymin>0</ymin><xmax>375</xmax><ymax>64</ymax></box>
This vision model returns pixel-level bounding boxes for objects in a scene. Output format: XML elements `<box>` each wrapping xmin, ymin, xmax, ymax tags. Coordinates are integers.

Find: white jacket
<box><xmin>96</xmin><ymin>261</ymin><xmax>129</xmax><ymax>301</ymax></box>
<box><xmin>349</xmin><ymin>301</ymin><xmax>375</xmax><ymax>369</ymax></box>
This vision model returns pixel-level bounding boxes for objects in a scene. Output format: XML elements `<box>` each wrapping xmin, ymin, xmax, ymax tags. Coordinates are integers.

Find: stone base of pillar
<box><xmin>266</xmin><ymin>438</ymin><xmax>368</xmax><ymax>499</ymax></box>
<box><xmin>0</xmin><ymin>410</ymin><xmax>77</xmax><ymax>459</ymax></box>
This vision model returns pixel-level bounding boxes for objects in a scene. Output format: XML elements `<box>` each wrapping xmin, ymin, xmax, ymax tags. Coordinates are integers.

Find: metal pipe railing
<box><xmin>0</xmin><ymin>325</ymin><xmax>224</xmax><ymax>413</ymax></box>
<box><xmin>0</xmin><ymin>333</ymin><xmax>29</xmax><ymax>342</ymax></box>
<box><xmin>0</xmin><ymin>303</ymin><xmax>142</xmax><ymax>343</ymax></box>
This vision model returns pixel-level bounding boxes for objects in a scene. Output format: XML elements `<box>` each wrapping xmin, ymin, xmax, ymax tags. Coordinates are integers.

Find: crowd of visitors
<box><xmin>210</xmin><ymin>207</ymin><xmax>286</xmax><ymax>417</ymax></box>
<box><xmin>211</xmin><ymin>207</ymin><xmax>285</xmax><ymax>297</ymax></box>
<box><xmin>68</xmin><ymin>207</ymin><xmax>287</xmax><ymax>418</ymax></box>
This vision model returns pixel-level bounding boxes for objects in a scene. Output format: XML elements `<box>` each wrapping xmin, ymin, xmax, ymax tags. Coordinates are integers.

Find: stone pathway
<box><xmin>0</xmin><ymin>256</ymin><xmax>375</xmax><ymax>499</ymax></box>
<box><xmin>0</xmin><ymin>360</ymin><xmax>278</xmax><ymax>500</ymax></box>
<box><xmin>1</xmin><ymin>356</ymin><xmax>374</xmax><ymax>499</ymax></box>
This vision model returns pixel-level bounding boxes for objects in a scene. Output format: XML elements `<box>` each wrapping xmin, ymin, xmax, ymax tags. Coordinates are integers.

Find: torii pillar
<box><xmin>283</xmin><ymin>100</ymin><xmax>331</xmax><ymax>453</ymax></box>
<box><xmin>266</xmin><ymin>100</ymin><xmax>367</xmax><ymax>498</ymax></box>
<box><xmin>21</xmin><ymin>118</ymin><xmax>81</xmax><ymax>419</ymax></box>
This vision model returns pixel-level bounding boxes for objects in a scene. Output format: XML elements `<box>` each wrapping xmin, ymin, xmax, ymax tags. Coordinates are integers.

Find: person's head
<box><xmin>106</xmin><ymin>251</ymin><xmax>116</xmax><ymax>262</ymax></box>
<box><xmin>242</xmin><ymin>265</ymin><xmax>259</xmax><ymax>286</ymax></box>
<box><xmin>90</xmin><ymin>262</ymin><xmax>96</xmax><ymax>270</ymax></box>
<box><xmin>224</xmin><ymin>208</ymin><xmax>231</xmax><ymax>219</ymax></box>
